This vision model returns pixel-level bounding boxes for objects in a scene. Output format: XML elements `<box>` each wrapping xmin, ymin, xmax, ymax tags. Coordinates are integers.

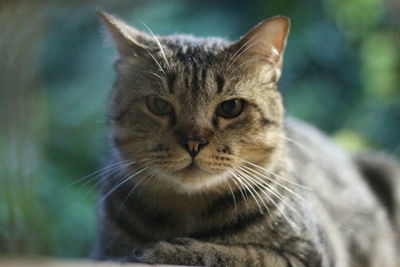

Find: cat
<box><xmin>92</xmin><ymin>11</ymin><xmax>400</xmax><ymax>266</ymax></box>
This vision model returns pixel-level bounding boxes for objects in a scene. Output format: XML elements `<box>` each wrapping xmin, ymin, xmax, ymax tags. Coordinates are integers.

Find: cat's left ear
<box><xmin>97</xmin><ymin>11</ymin><xmax>153</xmax><ymax>57</ymax></box>
<box><xmin>230</xmin><ymin>16</ymin><xmax>290</xmax><ymax>78</ymax></box>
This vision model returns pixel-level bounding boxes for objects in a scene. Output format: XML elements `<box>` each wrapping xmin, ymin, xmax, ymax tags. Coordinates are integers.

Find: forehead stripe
<box><xmin>201</xmin><ymin>68</ymin><xmax>207</xmax><ymax>89</ymax></box>
<box><xmin>216</xmin><ymin>75</ymin><xmax>224</xmax><ymax>93</ymax></box>
<box><xmin>167</xmin><ymin>72</ymin><xmax>176</xmax><ymax>94</ymax></box>
<box><xmin>191</xmin><ymin>63</ymin><xmax>200</xmax><ymax>92</ymax></box>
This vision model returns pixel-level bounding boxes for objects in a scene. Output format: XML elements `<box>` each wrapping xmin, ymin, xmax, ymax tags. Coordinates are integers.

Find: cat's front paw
<box><xmin>132</xmin><ymin>241</ymin><xmax>176</xmax><ymax>264</ymax></box>
<box><xmin>132</xmin><ymin>238</ymin><xmax>205</xmax><ymax>265</ymax></box>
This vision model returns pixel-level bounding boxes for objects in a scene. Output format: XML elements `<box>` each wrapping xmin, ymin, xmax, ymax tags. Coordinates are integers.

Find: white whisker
<box><xmin>238</xmin><ymin>170</ymin><xmax>271</xmax><ymax>215</ymax></box>
<box><xmin>243</xmin><ymin>160</ymin><xmax>312</xmax><ymax>191</ymax></box>
<box><xmin>236</xmin><ymin>169</ymin><xmax>272</xmax><ymax>216</ymax></box>
<box><xmin>136</xmin><ymin>168</ymin><xmax>160</xmax><ymax>198</ymax></box>
<box><xmin>79</xmin><ymin>158</ymin><xmax>151</xmax><ymax>197</ymax></box>
<box><xmin>224</xmin><ymin>177</ymin><xmax>238</xmax><ymax>214</ymax></box>
<box><xmin>117</xmin><ymin>167</ymin><xmax>158</xmax><ymax>214</ymax></box>
<box><xmin>95</xmin><ymin>167</ymin><xmax>148</xmax><ymax>209</ymax></box>
<box><xmin>229</xmin><ymin>171</ymin><xmax>249</xmax><ymax>210</ymax></box>
<box><xmin>241</xmin><ymin>164</ymin><xmax>309</xmax><ymax>203</ymax></box>
<box><xmin>226</xmin><ymin>39</ymin><xmax>262</xmax><ymax>71</ymax></box>
<box><xmin>146</xmin><ymin>71</ymin><xmax>165</xmax><ymax>82</ymax></box>
<box><xmin>141</xmin><ymin>22</ymin><xmax>171</xmax><ymax>69</ymax></box>
<box><xmin>228</xmin><ymin>58</ymin><xmax>261</xmax><ymax>76</ymax></box>
<box><xmin>239</xmin><ymin>166</ymin><xmax>297</xmax><ymax>212</ymax></box>
<box><xmin>240</xmin><ymin>166</ymin><xmax>314</xmax><ymax>234</ymax></box>
<box><xmin>67</xmin><ymin>159</ymin><xmax>133</xmax><ymax>188</ymax></box>
<box><xmin>272</xmin><ymin>132</ymin><xmax>315</xmax><ymax>158</ymax></box>
<box><xmin>237</xmin><ymin>169</ymin><xmax>299</xmax><ymax>232</ymax></box>
<box><xmin>226</xmin><ymin>35</ymin><xmax>258</xmax><ymax>67</ymax></box>
<box><xmin>239</xmin><ymin>167</ymin><xmax>294</xmax><ymax>208</ymax></box>
<box><xmin>146</xmin><ymin>49</ymin><xmax>167</xmax><ymax>76</ymax></box>
<box><xmin>233</xmin><ymin>171</ymin><xmax>266</xmax><ymax>214</ymax></box>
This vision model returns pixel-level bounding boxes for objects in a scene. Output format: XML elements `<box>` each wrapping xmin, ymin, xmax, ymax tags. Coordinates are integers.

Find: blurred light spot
<box><xmin>333</xmin><ymin>129</ymin><xmax>369</xmax><ymax>151</ymax></box>
<box><xmin>324</xmin><ymin>0</ymin><xmax>384</xmax><ymax>39</ymax></box>
<box><xmin>361</xmin><ymin>32</ymin><xmax>399</xmax><ymax>103</ymax></box>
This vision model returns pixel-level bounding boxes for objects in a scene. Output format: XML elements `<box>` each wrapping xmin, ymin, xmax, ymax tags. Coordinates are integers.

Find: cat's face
<box><xmin>99</xmin><ymin>12</ymin><xmax>289</xmax><ymax>192</ymax></box>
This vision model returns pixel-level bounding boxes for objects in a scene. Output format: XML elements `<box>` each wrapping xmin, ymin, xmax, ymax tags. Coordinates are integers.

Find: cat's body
<box><xmin>92</xmin><ymin>12</ymin><xmax>400</xmax><ymax>266</ymax></box>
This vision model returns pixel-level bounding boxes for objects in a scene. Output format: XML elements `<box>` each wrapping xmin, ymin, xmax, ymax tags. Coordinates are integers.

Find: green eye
<box><xmin>146</xmin><ymin>96</ymin><xmax>173</xmax><ymax>116</ymax></box>
<box><xmin>216</xmin><ymin>99</ymin><xmax>244</xmax><ymax>118</ymax></box>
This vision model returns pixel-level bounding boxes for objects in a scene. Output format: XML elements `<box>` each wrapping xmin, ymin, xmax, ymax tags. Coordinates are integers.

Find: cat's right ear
<box><xmin>97</xmin><ymin>11</ymin><xmax>150</xmax><ymax>57</ymax></box>
<box><xmin>228</xmin><ymin>16</ymin><xmax>290</xmax><ymax>80</ymax></box>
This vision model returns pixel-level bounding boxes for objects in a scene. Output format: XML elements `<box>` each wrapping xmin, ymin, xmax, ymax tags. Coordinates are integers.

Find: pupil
<box><xmin>223</xmin><ymin>100</ymin><xmax>237</xmax><ymax>113</ymax></box>
<box><xmin>155</xmin><ymin>99</ymin><xmax>167</xmax><ymax>111</ymax></box>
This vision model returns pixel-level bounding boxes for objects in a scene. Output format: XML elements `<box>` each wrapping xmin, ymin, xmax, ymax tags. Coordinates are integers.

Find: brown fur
<box><xmin>92</xmin><ymin>12</ymin><xmax>400</xmax><ymax>266</ymax></box>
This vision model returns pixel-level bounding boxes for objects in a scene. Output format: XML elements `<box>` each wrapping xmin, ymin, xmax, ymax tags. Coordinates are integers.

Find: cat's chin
<box><xmin>175</xmin><ymin>162</ymin><xmax>211</xmax><ymax>177</ymax></box>
<box><xmin>158</xmin><ymin>164</ymin><xmax>231</xmax><ymax>193</ymax></box>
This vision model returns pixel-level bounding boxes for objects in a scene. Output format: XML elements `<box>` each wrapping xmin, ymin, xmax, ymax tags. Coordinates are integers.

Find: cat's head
<box><xmin>99</xmin><ymin>12</ymin><xmax>290</xmax><ymax>192</ymax></box>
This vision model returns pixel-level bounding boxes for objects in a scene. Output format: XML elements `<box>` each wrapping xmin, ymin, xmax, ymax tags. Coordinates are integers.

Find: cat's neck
<box><xmin>103</xmin><ymin>153</ymin><xmax>292</xmax><ymax>213</ymax></box>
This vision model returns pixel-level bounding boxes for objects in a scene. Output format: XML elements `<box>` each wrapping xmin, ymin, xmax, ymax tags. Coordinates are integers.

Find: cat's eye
<box><xmin>146</xmin><ymin>96</ymin><xmax>173</xmax><ymax>116</ymax></box>
<box><xmin>216</xmin><ymin>99</ymin><xmax>244</xmax><ymax>119</ymax></box>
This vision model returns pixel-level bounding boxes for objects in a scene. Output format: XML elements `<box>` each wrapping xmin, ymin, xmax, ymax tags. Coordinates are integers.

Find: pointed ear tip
<box><xmin>96</xmin><ymin>10</ymin><xmax>106</xmax><ymax>18</ymax></box>
<box><xmin>269</xmin><ymin>16</ymin><xmax>291</xmax><ymax>28</ymax></box>
<box><xmin>96</xmin><ymin>10</ymin><xmax>115</xmax><ymax>23</ymax></box>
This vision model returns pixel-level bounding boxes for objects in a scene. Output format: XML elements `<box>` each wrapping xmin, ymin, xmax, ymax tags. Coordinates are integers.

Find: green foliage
<box><xmin>0</xmin><ymin>0</ymin><xmax>399</xmax><ymax>258</ymax></box>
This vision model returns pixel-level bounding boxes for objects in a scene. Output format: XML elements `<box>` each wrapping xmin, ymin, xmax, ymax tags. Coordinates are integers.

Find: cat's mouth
<box><xmin>174</xmin><ymin>160</ymin><xmax>211</xmax><ymax>178</ymax></box>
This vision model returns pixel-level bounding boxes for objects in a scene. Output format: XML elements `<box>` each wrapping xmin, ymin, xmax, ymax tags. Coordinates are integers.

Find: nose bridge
<box><xmin>175</xmin><ymin>124</ymin><xmax>212</xmax><ymax>157</ymax></box>
<box><xmin>176</xmin><ymin>123</ymin><xmax>210</xmax><ymax>141</ymax></box>
<box><xmin>178</xmin><ymin>102</ymin><xmax>210</xmax><ymax>130</ymax></box>
<box><xmin>174</xmin><ymin>107</ymin><xmax>214</xmax><ymax>157</ymax></box>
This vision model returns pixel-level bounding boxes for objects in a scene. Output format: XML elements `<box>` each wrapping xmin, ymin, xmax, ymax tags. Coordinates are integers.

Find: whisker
<box><xmin>237</xmin><ymin>168</ymin><xmax>298</xmax><ymax>232</ymax></box>
<box><xmin>242</xmin><ymin>159</ymin><xmax>312</xmax><ymax>191</ymax></box>
<box><xmin>239</xmin><ymin>166</ymin><xmax>297</xmax><ymax>211</ymax></box>
<box><xmin>226</xmin><ymin>38</ymin><xmax>262</xmax><ymax>71</ymax></box>
<box><xmin>146</xmin><ymin>49</ymin><xmax>167</xmax><ymax>76</ymax></box>
<box><xmin>224</xmin><ymin>177</ymin><xmax>238</xmax><ymax>214</ymax></box>
<box><xmin>135</xmin><ymin>168</ymin><xmax>160</xmax><ymax>198</ymax></box>
<box><xmin>78</xmin><ymin>158</ymin><xmax>151</xmax><ymax>197</ymax></box>
<box><xmin>221</xmin><ymin>46</ymin><xmax>230</xmax><ymax>68</ymax></box>
<box><xmin>146</xmin><ymin>71</ymin><xmax>165</xmax><ymax>83</ymax></box>
<box><xmin>272</xmin><ymin>132</ymin><xmax>315</xmax><ymax>158</ymax></box>
<box><xmin>95</xmin><ymin>167</ymin><xmax>148</xmax><ymax>209</ymax></box>
<box><xmin>76</xmin><ymin>163</ymin><xmax>139</xmax><ymax>198</ymax></box>
<box><xmin>240</xmin><ymin>164</ymin><xmax>309</xmax><ymax>203</ymax></box>
<box><xmin>141</xmin><ymin>22</ymin><xmax>171</xmax><ymax>69</ymax></box>
<box><xmin>272</xmin><ymin>132</ymin><xmax>332</xmax><ymax>177</ymax></box>
<box><xmin>117</xmin><ymin>167</ymin><xmax>158</xmax><ymax>214</ymax></box>
<box><xmin>228</xmin><ymin>58</ymin><xmax>261</xmax><ymax>76</ymax></box>
<box><xmin>79</xmin><ymin>165</ymin><xmax>131</xmax><ymax>198</ymax></box>
<box><xmin>233</xmin><ymin>171</ymin><xmax>265</xmax><ymax>214</ymax></box>
<box><xmin>229</xmin><ymin>171</ymin><xmax>249</xmax><ymax>210</ymax></box>
<box><xmin>240</xmin><ymin>166</ymin><xmax>314</xmax><ymax>233</ymax></box>
<box><xmin>225</xmin><ymin>35</ymin><xmax>258</xmax><ymax>67</ymax></box>
<box><xmin>224</xmin><ymin>75</ymin><xmax>241</xmax><ymax>87</ymax></box>
<box><xmin>235</xmin><ymin>170</ymin><xmax>271</xmax><ymax>216</ymax></box>
<box><xmin>67</xmin><ymin>159</ymin><xmax>133</xmax><ymax>188</ymax></box>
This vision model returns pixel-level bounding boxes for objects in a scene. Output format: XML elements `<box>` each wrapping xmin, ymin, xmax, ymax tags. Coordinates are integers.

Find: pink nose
<box><xmin>175</xmin><ymin>127</ymin><xmax>212</xmax><ymax>157</ymax></box>
<box><xmin>179</xmin><ymin>138</ymin><xmax>208</xmax><ymax>157</ymax></box>
<box><xmin>184</xmin><ymin>140</ymin><xmax>206</xmax><ymax>157</ymax></box>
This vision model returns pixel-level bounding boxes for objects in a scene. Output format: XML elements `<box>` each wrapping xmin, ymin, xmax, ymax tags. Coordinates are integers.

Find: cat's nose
<box><xmin>179</xmin><ymin>138</ymin><xmax>208</xmax><ymax>157</ymax></box>
<box><xmin>175</xmin><ymin>126</ymin><xmax>213</xmax><ymax>157</ymax></box>
<box><xmin>183</xmin><ymin>139</ymin><xmax>208</xmax><ymax>157</ymax></box>
<box><xmin>176</xmin><ymin>131</ymin><xmax>209</xmax><ymax>157</ymax></box>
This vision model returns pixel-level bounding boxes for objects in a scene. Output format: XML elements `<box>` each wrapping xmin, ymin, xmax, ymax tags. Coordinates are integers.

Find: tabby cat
<box><xmin>92</xmin><ymin>11</ymin><xmax>400</xmax><ymax>266</ymax></box>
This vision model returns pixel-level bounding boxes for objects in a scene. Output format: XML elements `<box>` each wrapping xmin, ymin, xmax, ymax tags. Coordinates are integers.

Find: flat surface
<box><xmin>0</xmin><ymin>257</ymin><xmax>180</xmax><ymax>267</ymax></box>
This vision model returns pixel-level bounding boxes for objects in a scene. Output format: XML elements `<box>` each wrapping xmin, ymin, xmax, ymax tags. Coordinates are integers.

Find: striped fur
<box><xmin>92</xmin><ymin>12</ymin><xmax>400</xmax><ymax>266</ymax></box>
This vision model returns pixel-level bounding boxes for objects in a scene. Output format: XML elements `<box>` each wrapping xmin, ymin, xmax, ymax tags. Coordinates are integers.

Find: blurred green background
<box><xmin>0</xmin><ymin>0</ymin><xmax>399</xmax><ymax>259</ymax></box>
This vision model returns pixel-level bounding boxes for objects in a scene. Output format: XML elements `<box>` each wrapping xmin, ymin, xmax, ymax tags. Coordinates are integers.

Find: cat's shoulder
<box><xmin>284</xmin><ymin>116</ymin><xmax>343</xmax><ymax>157</ymax></box>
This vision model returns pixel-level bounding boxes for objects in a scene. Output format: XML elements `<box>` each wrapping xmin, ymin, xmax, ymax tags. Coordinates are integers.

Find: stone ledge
<box><xmin>0</xmin><ymin>257</ymin><xmax>182</xmax><ymax>267</ymax></box>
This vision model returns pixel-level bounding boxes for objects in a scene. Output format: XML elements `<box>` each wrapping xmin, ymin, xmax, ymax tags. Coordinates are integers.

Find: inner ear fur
<box><xmin>97</xmin><ymin>11</ymin><xmax>156</xmax><ymax>57</ymax></box>
<box><xmin>229</xmin><ymin>16</ymin><xmax>290</xmax><ymax>68</ymax></box>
